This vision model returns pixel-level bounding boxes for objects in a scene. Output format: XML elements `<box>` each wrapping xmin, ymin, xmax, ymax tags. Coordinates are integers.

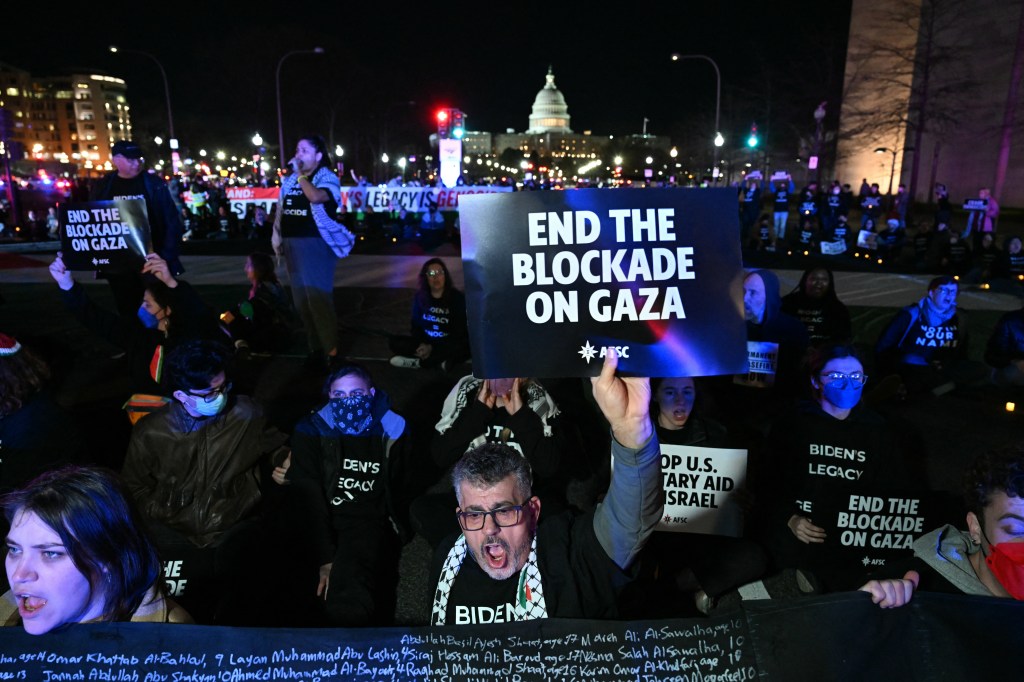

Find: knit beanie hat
<box><xmin>0</xmin><ymin>333</ymin><xmax>21</xmax><ymax>356</ymax></box>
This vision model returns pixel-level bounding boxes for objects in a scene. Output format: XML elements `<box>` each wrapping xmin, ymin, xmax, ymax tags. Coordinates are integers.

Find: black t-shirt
<box><xmin>444</xmin><ymin>552</ymin><xmax>520</xmax><ymax>625</ymax></box>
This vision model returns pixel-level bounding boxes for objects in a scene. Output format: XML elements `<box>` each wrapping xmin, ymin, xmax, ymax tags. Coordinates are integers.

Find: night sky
<box><xmin>2</xmin><ymin>2</ymin><xmax>852</xmax><ymax>171</ymax></box>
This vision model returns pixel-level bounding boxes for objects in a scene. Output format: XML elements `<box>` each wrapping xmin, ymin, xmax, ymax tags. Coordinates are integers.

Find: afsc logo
<box><xmin>578</xmin><ymin>341</ymin><xmax>630</xmax><ymax>364</ymax></box>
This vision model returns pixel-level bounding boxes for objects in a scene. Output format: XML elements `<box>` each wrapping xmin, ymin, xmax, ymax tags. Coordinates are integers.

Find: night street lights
<box><xmin>276</xmin><ymin>47</ymin><xmax>325</xmax><ymax>170</ymax></box>
<box><xmin>109</xmin><ymin>45</ymin><xmax>177</xmax><ymax>171</ymax></box>
<box><xmin>812</xmin><ymin>102</ymin><xmax>827</xmax><ymax>183</ymax></box>
<box><xmin>670</xmin><ymin>53</ymin><xmax>723</xmax><ymax>179</ymax></box>
<box><xmin>874</xmin><ymin>146</ymin><xmax>898</xmax><ymax>196</ymax></box>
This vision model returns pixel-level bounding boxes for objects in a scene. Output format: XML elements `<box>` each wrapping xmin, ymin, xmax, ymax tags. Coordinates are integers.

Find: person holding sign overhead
<box><xmin>1</xmin><ymin>466</ymin><xmax>192</xmax><ymax>633</ymax></box>
<box><xmin>48</xmin><ymin>252</ymin><xmax>219</xmax><ymax>423</ymax></box>
<box><xmin>429</xmin><ymin>351</ymin><xmax>661</xmax><ymax>625</ymax></box>
<box><xmin>271</xmin><ymin>135</ymin><xmax>342</xmax><ymax>370</ymax></box>
<box><xmin>90</xmin><ymin>140</ymin><xmax>185</xmax><ymax>318</ymax></box>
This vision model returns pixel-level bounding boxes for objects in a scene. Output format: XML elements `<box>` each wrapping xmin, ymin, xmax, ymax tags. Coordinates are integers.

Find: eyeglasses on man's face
<box><xmin>456</xmin><ymin>504</ymin><xmax>525</xmax><ymax>531</ymax></box>
<box><xmin>820</xmin><ymin>371</ymin><xmax>868</xmax><ymax>387</ymax></box>
<box><xmin>189</xmin><ymin>381</ymin><xmax>232</xmax><ymax>403</ymax></box>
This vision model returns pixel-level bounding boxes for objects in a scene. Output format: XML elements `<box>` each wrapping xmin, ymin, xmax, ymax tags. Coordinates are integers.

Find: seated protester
<box><xmin>780</xmin><ymin>266</ymin><xmax>853</xmax><ymax>347</ymax></box>
<box><xmin>875</xmin><ymin>275</ymin><xmax>969</xmax><ymax>395</ymax></box>
<box><xmin>755</xmin><ymin>344</ymin><xmax>912</xmax><ymax>592</ymax></box>
<box><xmin>282</xmin><ymin>363</ymin><xmax>413</xmax><ymax>627</ymax></box>
<box><xmin>48</xmin><ymin>252</ymin><xmax>219</xmax><ymax>413</ymax></box>
<box><xmin>429</xmin><ymin>351</ymin><xmax>661</xmax><ymax>625</ymax></box>
<box><xmin>0</xmin><ymin>334</ymin><xmax>87</xmax><ymax>495</ymax></box>
<box><xmin>220</xmin><ymin>252</ymin><xmax>296</xmax><ymax>354</ymax></box>
<box><xmin>965</xmin><ymin>232</ymin><xmax>1001</xmax><ymax>285</ymax></box>
<box><xmin>413</xmin><ymin>375</ymin><xmax>576</xmax><ymax>548</ymax></box>
<box><xmin>993</xmin><ymin>236</ymin><xmax>1024</xmax><ymax>293</ymax></box>
<box><xmin>708</xmin><ymin>269</ymin><xmax>809</xmax><ymax>446</ymax></box>
<box><xmin>750</xmin><ymin>213</ymin><xmax>776</xmax><ymax>252</ymax></box>
<box><xmin>939</xmin><ymin>229</ymin><xmax>971</xmax><ymax>278</ymax></box>
<box><xmin>910</xmin><ymin>221</ymin><xmax>938</xmax><ymax>272</ymax></box>
<box><xmin>875</xmin><ymin>218</ymin><xmax>904</xmax><ymax>262</ymax></box>
<box><xmin>621</xmin><ymin>377</ymin><xmax>767</xmax><ymax>617</ymax></box>
<box><xmin>824</xmin><ymin>213</ymin><xmax>853</xmax><ymax>255</ymax></box>
<box><xmin>793</xmin><ymin>216</ymin><xmax>819</xmax><ymax>252</ymax></box>
<box><xmin>985</xmin><ymin>303</ymin><xmax>1024</xmax><ymax>387</ymax></box>
<box><xmin>389</xmin><ymin>258</ymin><xmax>470</xmax><ymax>370</ymax></box>
<box><xmin>859</xmin><ymin>444</ymin><xmax>1024</xmax><ymax>607</ymax></box>
<box><xmin>120</xmin><ymin>339</ymin><xmax>288</xmax><ymax>623</ymax></box>
<box><xmin>1</xmin><ymin>466</ymin><xmax>192</xmax><ymax>633</ymax></box>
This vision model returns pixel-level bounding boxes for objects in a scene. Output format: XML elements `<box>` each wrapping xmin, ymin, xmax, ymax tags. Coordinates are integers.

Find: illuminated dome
<box><xmin>527</xmin><ymin>67</ymin><xmax>572</xmax><ymax>134</ymax></box>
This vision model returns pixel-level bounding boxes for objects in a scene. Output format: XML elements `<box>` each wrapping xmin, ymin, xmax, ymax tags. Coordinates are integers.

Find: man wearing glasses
<box><xmin>121</xmin><ymin>339</ymin><xmax>288</xmax><ymax>621</ymax></box>
<box><xmin>430</xmin><ymin>351</ymin><xmax>661</xmax><ymax>625</ymax></box>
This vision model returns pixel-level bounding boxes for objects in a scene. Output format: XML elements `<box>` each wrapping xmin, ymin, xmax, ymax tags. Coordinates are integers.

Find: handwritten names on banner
<box><xmin>0</xmin><ymin>616</ymin><xmax>754</xmax><ymax>682</ymax></box>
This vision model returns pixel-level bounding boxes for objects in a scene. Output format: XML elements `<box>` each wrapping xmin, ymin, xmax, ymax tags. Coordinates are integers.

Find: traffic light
<box><xmin>746</xmin><ymin>123</ymin><xmax>759</xmax><ymax>148</ymax></box>
<box><xmin>436</xmin><ymin>109</ymin><xmax>449</xmax><ymax>139</ymax></box>
<box><xmin>451</xmin><ymin>109</ymin><xmax>465</xmax><ymax>139</ymax></box>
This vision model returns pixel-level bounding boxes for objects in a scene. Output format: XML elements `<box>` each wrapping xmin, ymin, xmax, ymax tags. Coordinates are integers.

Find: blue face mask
<box><xmin>187</xmin><ymin>391</ymin><xmax>227</xmax><ymax>418</ymax></box>
<box><xmin>137</xmin><ymin>304</ymin><xmax>160</xmax><ymax>329</ymax></box>
<box><xmin>823</xmin><ymin>381</ymin><xmax>862</xmax><ymax>410</ymax></box>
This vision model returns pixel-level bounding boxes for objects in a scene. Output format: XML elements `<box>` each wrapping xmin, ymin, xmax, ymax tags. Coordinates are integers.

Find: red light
<box><xmin>436</xmin><ymin>110</ymin><xmax>448</xmax><ymax>122</ymax></box>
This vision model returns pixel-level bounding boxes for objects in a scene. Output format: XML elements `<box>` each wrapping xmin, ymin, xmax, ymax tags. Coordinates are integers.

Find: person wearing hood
<box><xmin>283</xmin><ymin>363</ymin><xmax>414</xmax><ymax>626</ymax></box>
<box><xmin>755</xmin><ymin>343</ymin><xmax>912</xmax><ymax>593</ymax></box>
<box><xmin>875</xmin><ymin>275</ymin><xmax>968</xmax><ymax>395</ymax></box>
<box><xmin>735</xmin><ymin>269</ymin><xmax>810</xmax><ymax>403</ymax></box>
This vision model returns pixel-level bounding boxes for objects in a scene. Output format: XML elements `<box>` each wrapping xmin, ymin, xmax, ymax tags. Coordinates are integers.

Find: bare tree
<box><xmin>838</xmin><ymin>0</ymin><xmax>979</xmax><ymax>200</ymax></box>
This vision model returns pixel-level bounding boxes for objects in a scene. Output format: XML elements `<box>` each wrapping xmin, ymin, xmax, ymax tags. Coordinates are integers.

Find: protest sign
<box><xmin>821</xmin><ymin>239</ymin><xmax>847</xmax><ymax>256</ymax></box>
<box><xmin>59</xmin><ymin>199</ymin><xmax>151</xmax><ymax>271</ymax></box>
<box><xmin>856</xmin><ymin>229</ymin><xmax>877</xmax><ymax>250</ymax></box>
<box><xmin>804</xmin><ymin>488</ymin><xmax>960</xmax><ymax>582</ymax></box>
<box><xmin>459</xmin><ymin>188</ymin><xmax>748</xmax><ymax>378</ymax></box>
<box><xmin>657</xmin><ymin>444</ymin><xmax>748</xmax><ymax>536</ymax></box>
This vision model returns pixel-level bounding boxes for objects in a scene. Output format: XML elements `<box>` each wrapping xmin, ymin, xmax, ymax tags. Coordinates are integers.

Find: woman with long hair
<box><xmin>2</xmin><ymin>466</ymin><xmax>191</xmax><ymax>633</ymax></box>
<box><xmin>389</xmin><ymin>258</ymin><xmax>469</xmax><ymax>370</ymax></box>
<box><xmin>271</xmin><ymin>134</ymin><xmax>342</xmax><ymax>368</ymax></box>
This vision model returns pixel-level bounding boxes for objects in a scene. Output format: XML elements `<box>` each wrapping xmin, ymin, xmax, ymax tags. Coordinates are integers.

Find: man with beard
<box><xmin>429</xmin><ymin>351</ymin><xmax>661</xmax><ymax>625</ymax></box>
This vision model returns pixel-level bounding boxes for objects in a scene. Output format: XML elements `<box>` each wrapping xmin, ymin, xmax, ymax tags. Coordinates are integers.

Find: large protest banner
<box><xmin>0</xmin><ymin>593</ymin><xmax>1018</xmax><ymax>680</ymax></box>
<box><xmin>459</xmin><ymin>187</ymin><xmax>748</xmax><ymax>378</ymax></box>
<box><xmin>226</xmin><ymin>185</ymin><xmax>513</xmax><ymax>219</ymax></box>
<box><xmin>59</xmin><ymin>199</ymin><xmax>151</xmax><ymax>272</ymax></box>
<box><xmin>657</xmin><ymin>444</ymin><xmax>748</xmax><ymax>535</ymax></box>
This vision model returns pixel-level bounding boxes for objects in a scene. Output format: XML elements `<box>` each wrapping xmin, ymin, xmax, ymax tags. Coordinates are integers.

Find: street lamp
<box><xmin>874</xmin><ymin>147</ymin><xmax>898</xmax><ymax>196</ymax></box>
<box><xmin>110</xmin><ymin>45</ymin><xmax>177</xmax><ymax>172</ymax></box>
<box><xmin>276</xmin><ymin>47</ymin><xmax>325</xmax><ymax>170</ymax></box>
<box><xmin>670</xmin><ymin>53</ymin><xmax>723</xmax><ymax>180</ymax></box>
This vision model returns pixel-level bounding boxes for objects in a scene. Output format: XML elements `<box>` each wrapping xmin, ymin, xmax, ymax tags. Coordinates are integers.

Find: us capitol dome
<box><xmin>527</xmin><ymin>67</ymin><xmax>572</xmax><ymax>134</ymax></box>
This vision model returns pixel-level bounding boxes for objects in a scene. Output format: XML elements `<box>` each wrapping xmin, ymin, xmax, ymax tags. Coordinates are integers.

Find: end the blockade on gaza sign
<box><xmin>59</xmin><ymin>199</ymin><xmax>152</xmax><ymax>272</ymax></box>
<box><xmin>459</xmin><ymin>188</ymin><xmax>748</xmax><ymax>378</ymax></box>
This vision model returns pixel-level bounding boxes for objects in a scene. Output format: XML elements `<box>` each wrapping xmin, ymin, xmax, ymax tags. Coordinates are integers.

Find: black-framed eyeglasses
<box><xmin>189</xmin><ymin>381</ymin><xmax>232</xmax><ymax>403</ymax></box>
<box><xmin>457</xmin><ymin>505</ymin><xmax>524</xmax><ymax>531</ymax></box>
<box><xmin>425</xmin><ymin>269</ymin><xmax>444</xmax><ymax>277</ymax></box>
<box><xmin>820</xmin><ymin>372</ymin><xmax>868</xmax><ymax>387</ymax></box>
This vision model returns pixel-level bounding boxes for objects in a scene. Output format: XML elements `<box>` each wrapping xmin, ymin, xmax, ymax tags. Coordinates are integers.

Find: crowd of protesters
<box><xmin>2</xmin><ymin>140</ymin><xmax>1023</xmax><ymax>636</ymax></box>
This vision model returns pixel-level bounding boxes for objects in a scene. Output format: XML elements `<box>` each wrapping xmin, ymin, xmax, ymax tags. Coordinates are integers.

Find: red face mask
<box><xmin>984</xmin><ymin>539</ymin><xmax>1024</xmax><ymax>600</ymax></box>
